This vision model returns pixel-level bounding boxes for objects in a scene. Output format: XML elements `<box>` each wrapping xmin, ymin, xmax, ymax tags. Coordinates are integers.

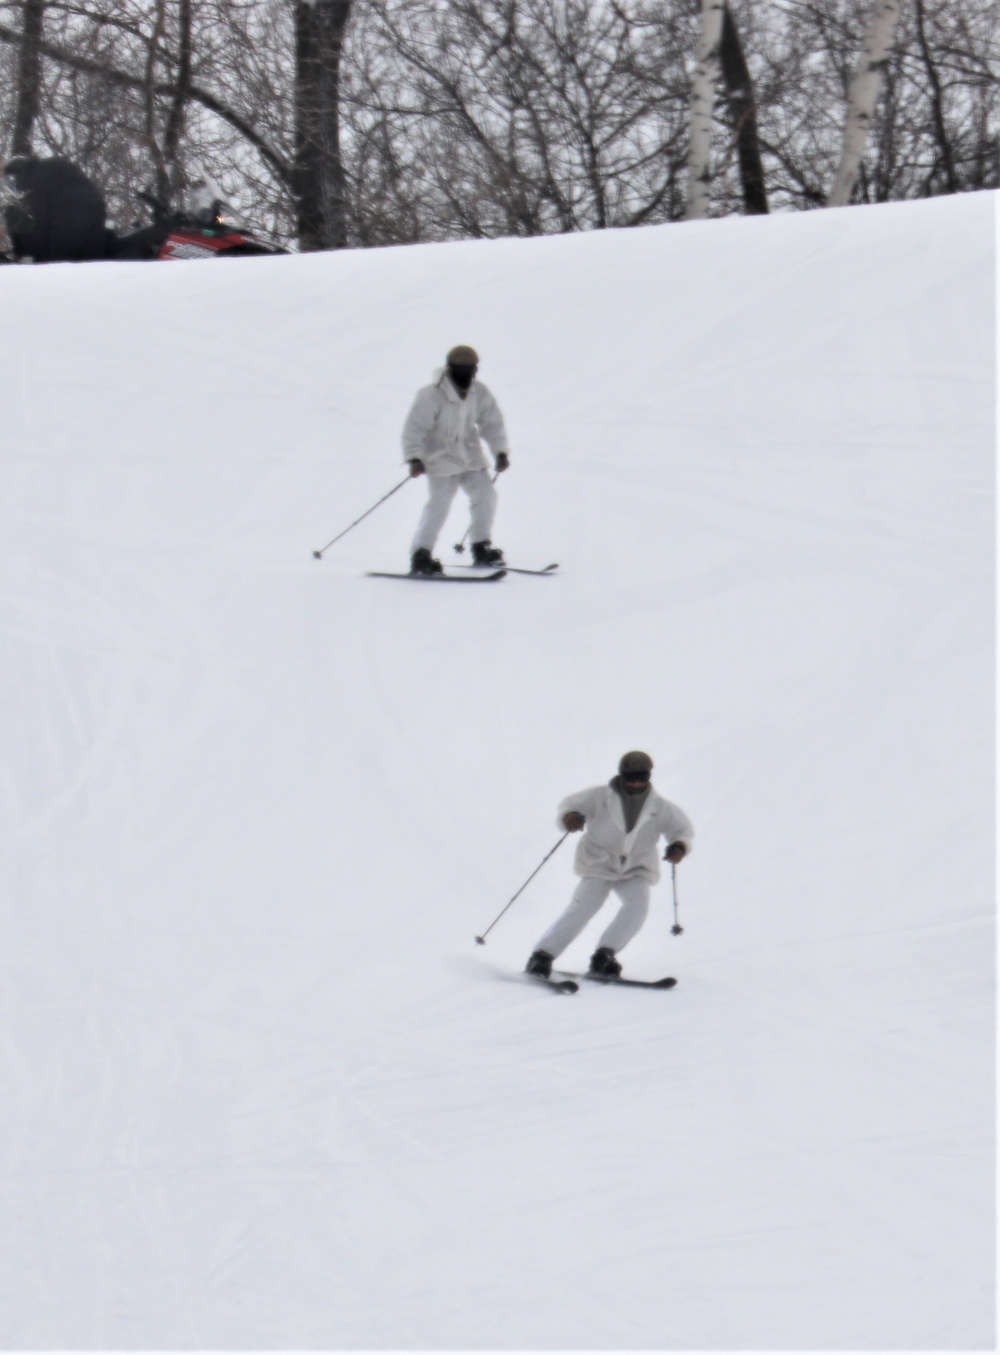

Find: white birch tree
<box><xmin>827</xmin><ymin>0</ymin><xmax>905</xmax><ymax>207</ymax></box>
<box><xmin>686</xmin><ymin>0</ymin><xmax>725</xmax><ymax>219</ymax></box>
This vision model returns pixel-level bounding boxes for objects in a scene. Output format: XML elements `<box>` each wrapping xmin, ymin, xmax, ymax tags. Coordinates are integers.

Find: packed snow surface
<box><xmin>1</xmin><ymin>192</ymin><xmax>995</xmax><ymax>1348</ymax></box>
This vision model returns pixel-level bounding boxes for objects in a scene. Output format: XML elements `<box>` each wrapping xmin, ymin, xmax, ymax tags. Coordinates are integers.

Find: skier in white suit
<box><xmin>526</xmin><ymin>751</ymin><xmax>694</xmax><ymax>979</ymax></box>
<box><xmin>402</xmin><ymin>344</ymin><xmax>510</xmax><ymax>575</ymax></box>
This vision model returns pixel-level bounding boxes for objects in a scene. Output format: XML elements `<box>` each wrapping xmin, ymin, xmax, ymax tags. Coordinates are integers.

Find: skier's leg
<box><xmin>412</xmin><ymin>475</ymin><xmax>459</xmax><ymax>553</ymax></box>
<box><xmin>534</xmin><ymin>877</ymin><xmax>611</xmax><ymax>959</ymax></box>
<box><xmin>597</xmin><ymin>878</ymin><xmax>651</xmax><ymax>953</ymax></box>
<box><xmin>462</xmin><ymin>468</ymin><xmax>498</xmax><ymax>544</ymax></box>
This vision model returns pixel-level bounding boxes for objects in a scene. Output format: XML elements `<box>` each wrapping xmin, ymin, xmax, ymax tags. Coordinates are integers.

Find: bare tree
<box><xmin>912</xmin><ymin>0</ymin><xmax>958</xmax><ymax>192</ymax></box>
<box><xmin>161</xmin><ymin>0</ymin><xmax>193</xmax><ymax>200</ymax></box>
<box><xmin>719</xmin><ymin>3</ymin><xmax>767</xmax><ymax>213</ymax></box>
<box><xmin>716</xmin><ymin>0</ymin><xmax>997</xmax><ymax>211</ymax></box>
<box><xmin>828</xmin><ymin>0</ymin><xmax>905</xmax><ymax>205</ymax></box>
<box><xmin>138</xmin><ymin>0</ymin><xmax>194</xmax><ymax>202</ymax></box>
<box><xmin>0</xmin><ymin>1</ymin><xmax>297</xmax><ymax>238</ymax></box>
<box><xmin>0</xmin><ymin>0</ymin><xmax>996</xmax><ymax>254</ymax></box>
<box><xmin>294</xmin><ymin>0</ymin><xmax>352</xmax><ymax>249</ymax></box>
<box><xmin>11</xmin><ymin>0</ymin><xmax>44</xmax><ymax>154</ymax></box>
<box><xmin>344</xmin><ymin>0</ymin><xmax>695</xmax><ymax>243</ymax></box>
<box><xmin>686</xmin><ymin>0</ymin><xmax>724</xmax><ymax>218</ymax></box>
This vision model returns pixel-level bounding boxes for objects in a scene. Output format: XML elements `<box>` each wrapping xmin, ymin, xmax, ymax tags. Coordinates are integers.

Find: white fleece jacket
<box><xmin>558</xmin><ymin>783</ymin><xmax>694</xmax><ymax>884</ymax></box>
<box><xmin>401</xmin><ymin>370</ymin><xmax>509</xmax><ymax>477</ymax></box>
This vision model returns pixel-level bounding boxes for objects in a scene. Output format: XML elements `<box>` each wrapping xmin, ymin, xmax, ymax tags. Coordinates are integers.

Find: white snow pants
<box><xmin>535</xmin><ymin>876</ymin><xmax>651</xmax><ymax>959</ymax></box>
<box><xmin>412</xmin><ymin>469</ymin><xmax>497</xmax><ymax>553</ymax></box>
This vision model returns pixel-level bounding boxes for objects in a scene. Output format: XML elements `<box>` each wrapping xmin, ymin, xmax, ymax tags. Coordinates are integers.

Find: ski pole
<box><xmin>453</xmin><ymin>470</ymin><xmax>500</xmax><ymax>554</ymax></box>
<box><xmin>671</xmin><ymin>861</ymin><xmax>684</xmax><ymax>935</ymax></box>
<box><xmin>474</xmin><ymin>831</ymin><xmax>570</xmax><ymax>945</ymax></box>
<box><xmin>312</xmin><ymin>474</ymin><xmax>411</xmax><ymax>559</ymax></box>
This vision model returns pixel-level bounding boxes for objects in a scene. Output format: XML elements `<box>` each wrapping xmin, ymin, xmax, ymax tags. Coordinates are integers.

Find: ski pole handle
<box><xmin>313</xmin><ymin>474</ymin><xmax>411</xmax><ymax>559</ymax></box>
<box><xmin>474</xmin><ymin>831</ymin><xmax>570</xmax><ymax>945</ymax></box>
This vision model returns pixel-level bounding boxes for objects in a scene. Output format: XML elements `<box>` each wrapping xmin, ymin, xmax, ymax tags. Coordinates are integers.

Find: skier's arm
<box><xmin>557</xmin><ymin>787</ymin><xmax>600</xmax><ymax>832</ymax></box>
<box><xmin>475</xmin><ymin>385</ymin><xmax>510</xmax><ymax>468</ymax></box>
<box><xmin>402</xmin><ymin>388</ymin><xmax>438</xmax><ymax>465</ymax></box>
<box><xmin>659</xmin><ymin>803</ymin><xmax>694</xmax><ymax>861</ymax></box>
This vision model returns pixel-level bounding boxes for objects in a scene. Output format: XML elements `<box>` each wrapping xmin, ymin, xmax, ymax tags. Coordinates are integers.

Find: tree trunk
<box><xmin>913</xmin><ymin>0</ymin><xmax>958</xmax><ymax>194</ymax></box>
<box><xmin>719</xmin><ymin>4</ymin><xmax>768</xmax><ymax>214</ymax></box>
<box><xmin>163</xmin><ymin>0</ymin><xmax>194</xmax><ymax>202</ymax></box>
<box><xmin>294</xmin><ymin>0</ymin><xmax>353</xmax><ymax>251</ymax></box>
<box><xmin>145</xmin><ymin>0</ymin><xmax>170</xmax><ymax>202</ymax></box>
<box><xmin>686</xmin><ymin>0</ymin><xmax>725</xmax><ymax>220</ymax></box>
<box><xmin>11</xmin><ymin>0</ymin><xmax>45</xmax><ymax>156</ymax></box>
<box><xmin>828</xmin><ymin>0</ymin><xmax>904</xmax><ymax>207</ymax></box>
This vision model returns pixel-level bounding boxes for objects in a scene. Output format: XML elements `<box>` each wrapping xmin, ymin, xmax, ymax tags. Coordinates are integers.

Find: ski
<box><xmin>366</xmin><ymin>569</ymin><xmax>506</xmax><ymax>583</ymax></box>
<box><xmin>559</xmin><ymin>972</ymin><xmax>677</xmax><ymax>990</ymax></box>
<box><xmin>526</xmin><ymin>973</ymin><xmax>579</xmax><ymax>994</ymax></box>
<box><xmin>456</xmin><ymin>562</ymin><xmax>558</xmax><ymax>577</ymax></box>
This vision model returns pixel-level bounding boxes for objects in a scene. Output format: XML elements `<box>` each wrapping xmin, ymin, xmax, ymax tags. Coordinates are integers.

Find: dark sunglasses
<box><xmin>622</xmin><ymin>770</ymin><xmax>650</xmax><ymax>783</ymax></box>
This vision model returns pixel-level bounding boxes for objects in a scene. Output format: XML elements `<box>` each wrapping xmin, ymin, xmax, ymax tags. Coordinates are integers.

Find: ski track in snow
<box><xmin>0</xmin><ymin>192</ymin><xmax>994</xmax><ymax>1347</ymax></box>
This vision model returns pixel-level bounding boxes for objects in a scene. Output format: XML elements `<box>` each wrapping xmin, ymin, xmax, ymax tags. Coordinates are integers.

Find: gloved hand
<box><xmin>495</xmin><ymin>452</ymin><xmax>510</xmax><ymax>473</ymax></box>
<box><xmin>563</xmin><ymin>812</ymin><xmax>585</xmax><ymax>832</ymax></box>
<box><xmin>664</xmin><ymin>841</ymin><xmax>687</xmax><ymax>864</ymax></box>
<box><xmin>408</xmin><ymin>459</ymin><xmax>425</xmax><ymax>477</ymax></box>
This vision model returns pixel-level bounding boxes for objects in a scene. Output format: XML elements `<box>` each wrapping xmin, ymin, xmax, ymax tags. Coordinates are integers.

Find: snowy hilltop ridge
<box><xmin>1</xmin><ymin>192</ymin><xmax>995</xmax><ymax>1347</ymax></box>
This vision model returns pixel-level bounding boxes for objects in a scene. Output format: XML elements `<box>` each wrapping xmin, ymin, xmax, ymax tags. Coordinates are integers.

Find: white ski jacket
<box><xmin>402</xmin><ymin>370</ymin><xmax>509</xmax><ymax>478</ymax></box>
<box><xmin>558</xmin><ymin>783</ymin><xmax>694</xmax><ymax>884</ymax></box>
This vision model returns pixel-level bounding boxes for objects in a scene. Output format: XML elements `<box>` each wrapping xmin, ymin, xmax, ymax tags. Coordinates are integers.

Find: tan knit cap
<box><xmin>446</xmin><ymin>344</ymin><xmax>479</xmax><ymax>366</ymax></box>
<box><xmin>619</xmin><ymin>750</ymin><xmax>653</xmax><ymax>776</ymax></box>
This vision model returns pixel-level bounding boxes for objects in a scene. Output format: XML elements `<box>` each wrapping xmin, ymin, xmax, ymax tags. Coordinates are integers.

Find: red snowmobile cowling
<box><xmin>158</xmin><ymin>223</ymin><xmax>281</xmax><ymax>260</ymax></box>
<box><xmin>115</xmin><ymin>192</ymin><xmax>286</xmax><ymax>261</ymax></box>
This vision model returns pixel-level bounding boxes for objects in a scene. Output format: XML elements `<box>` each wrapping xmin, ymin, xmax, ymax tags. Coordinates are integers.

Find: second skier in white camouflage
<box><xmin>402</xmin><ymin>344</ymin><xmax>510</xmax><ymax>575</ymax></box>
<box><xmin>526</xmin><ymin>751</ymin><xmax>694</xmax><ymax>980</ymax></box>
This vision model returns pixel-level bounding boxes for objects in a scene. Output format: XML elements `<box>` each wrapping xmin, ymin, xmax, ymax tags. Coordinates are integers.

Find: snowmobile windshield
<box><xmin>188</xmin><ymin>180</ymin><xmax>242</xmax><ymax>232</ymax></box>
<box><xmin>216</xmin><ymin>205</ymin><xmax>244</xmax><ymax>231</ymax></box>
<box><xmin>205</xmin><ymin>203</ymin><xmax>246</xmax><ymax>235</ymax></box>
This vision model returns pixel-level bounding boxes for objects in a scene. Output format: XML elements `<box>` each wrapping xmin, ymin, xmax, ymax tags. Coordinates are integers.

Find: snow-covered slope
<box><xmin>1</xmin><ymin>192</ymin><xmax>994</xmax><ymax>1348</ymax></box>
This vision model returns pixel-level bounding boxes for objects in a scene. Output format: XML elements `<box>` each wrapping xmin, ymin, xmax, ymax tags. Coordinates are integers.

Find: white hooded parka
<box><xmin>558</xmin><ymin>783</ymin><xmax>694</xmax><ymax>884</ymax></box>
<box><xmin>402</xmin><ymin>371</ymin><xmax>509</xmax><ymax>477</ymax></box>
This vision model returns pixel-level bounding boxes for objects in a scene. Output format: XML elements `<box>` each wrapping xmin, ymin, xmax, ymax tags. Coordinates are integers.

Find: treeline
<box><xmin>0</xmin><ymin>0</ymin><xmax>996</xmax><ymax>251</ymax></box>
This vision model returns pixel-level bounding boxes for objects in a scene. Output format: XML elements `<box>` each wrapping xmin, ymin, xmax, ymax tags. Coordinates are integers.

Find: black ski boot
<box><xmin>588</xmin><ymin>947</ymin><xmax>622</xmax><ymax>978</ymax></box>
<box><xmin>410</xmin><ymin>547</ymin><xmax>443</xmax><ymax>576</ymax></box>
<box><xmin>471</xmin><ymin>539</ymin><xmax>504</xmax><ymax>566</ymax></box>
<box><xmin>525</xmin><ymin>949</ymin><xmax>554</xmax><ymax>978</ymax></box>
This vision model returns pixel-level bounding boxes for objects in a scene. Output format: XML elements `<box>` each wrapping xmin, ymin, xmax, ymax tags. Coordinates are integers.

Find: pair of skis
<box><xmin>528</xmin><ymin>971</ymin><xmax>677</xmax><ymax>996</ymax></box>
<box><xmin>367</xmin><ymin>562</ymin><xmax>558</xmax><ymax>582</ymax></box>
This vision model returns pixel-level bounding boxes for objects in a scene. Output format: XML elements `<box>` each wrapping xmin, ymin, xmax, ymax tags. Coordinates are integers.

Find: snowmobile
<box><xmin>2</xmin><ymin>156</ymin><xmax>285</xmax><ymax>263</ymax></box>
<box><xmin>114</xmin><ymin>189</ymin><xmax>287</xmax><ymax>261</ymax></box>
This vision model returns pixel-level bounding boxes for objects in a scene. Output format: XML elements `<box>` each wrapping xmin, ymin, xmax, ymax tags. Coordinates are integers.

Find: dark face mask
<box><xmin>448</xmin><ymin>363</ymin><xmax>477</xmax><ymax>391</ymax></box>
